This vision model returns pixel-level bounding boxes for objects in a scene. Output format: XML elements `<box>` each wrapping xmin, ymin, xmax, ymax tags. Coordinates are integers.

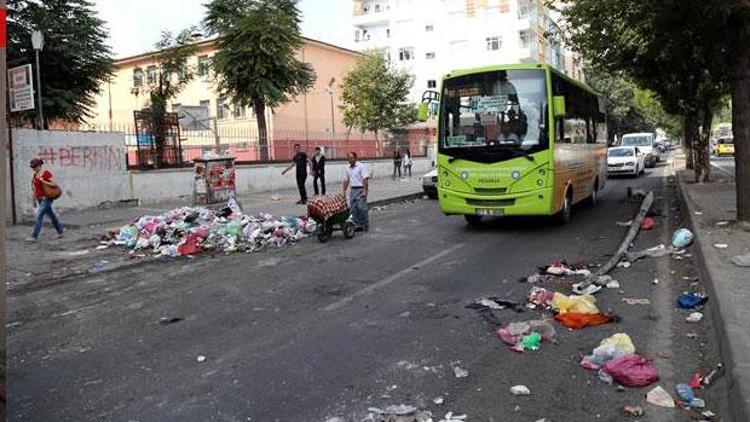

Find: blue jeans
<box><xmin>349</xmin><ymin>187</ymin><xmax>369</xmax><ymax>228</ymax></box>
<box><xmin>33</xmin><ymin>198</ymin><xmax>63</xmax><ymax>238</ymax></box>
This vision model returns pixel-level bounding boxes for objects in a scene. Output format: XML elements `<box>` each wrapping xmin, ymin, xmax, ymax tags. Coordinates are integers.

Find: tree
<box><xmin>339</xmin><ymin>53</ymin><xmax>417</xmax><ymax>142</ymax></box>
<box><xmin>586</xmin><ymin>70</ymin><xmax>655</xmax><ymax>143</ymax></box>
<box><xmin>138</xmin><ymin>29</ymin><xmax>197</xmax><ymax>167</ymax></box>
<box><xmin>7</xmin><ymin>0</ymin><xmax>113</xmax><ymax>127</ymax></box>
<box><xmin>204</xmin><ymin>0</ymin><xmax>316</xmax><ymax>161</ymax></box>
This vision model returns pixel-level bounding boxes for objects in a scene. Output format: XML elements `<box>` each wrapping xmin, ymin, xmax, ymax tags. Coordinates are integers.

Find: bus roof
<box><xmin>443</xmin><ymin>63</ymin><xmax>601</xmax><ymax>97</ymax></box>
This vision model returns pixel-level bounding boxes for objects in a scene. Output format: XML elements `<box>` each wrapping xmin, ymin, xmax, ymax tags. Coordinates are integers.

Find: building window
<box><xmin>197</xmin><ymin>55</ymin><xmax>210</xmax><ymax>76</ymax></box>
<box><xmin>233</xmin><ymin>102</ymin><xmax>246</xmax><ymax>118</ymax></box>
<box><xmin>217</xmin><ymin>98</ymin><xmax>230</xmax><ymax>120</ymax></box>
<box><xmin>486</xmin><ymin>36</ymin><xmax>501</xmax><ymax>51</ymax></box>
<box><xmin>426</xmin><ymin>52</ymin><xmax>436</xmax><ymax>59</ymax></box>
<box><xmin>427</xmin><ymin>80</ymin><xmax>437</xmax><ymax>88</ymax></box>
<box><xmin>133</xmin><ymin>68</ymin><xmax>143</xmax><ymax>87</ymax></box>
<box><xmin>374</xmin><ymin>3</ymin><xmax>381</xmax><ymax>12</ymax></box>
<box><xmin>399</xmin><ymin>47</ymin><xmax>415</xmax><ymax>61</ymax></box>
<box><xmin>519</xmin><ymin>30</ymin><xmax>530</xmax><ymax>49</ymax></box>
<box><xmin>146</xmin><ymin>65</ymin><xmax>157</xmax><ymax>85</ymax></box>
<box><xmin>425</xmin><ymin>25</ymin><xmax>434</xmax><ymax>32</ymax></box>
<box><xmin>518</xmin><ymin>0</ymin><xmax>531</xmax><ymax>18</ymax></box>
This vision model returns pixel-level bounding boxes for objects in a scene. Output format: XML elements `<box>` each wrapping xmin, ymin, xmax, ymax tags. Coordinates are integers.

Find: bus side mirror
<box><xmin>553</xmin><ymin>95</ymin><xmax>566</xmax><ymax>118</ymax></box>
<box><xmin>418</xmin><ymin>103</ymin><xmax>429</xmax><ymax>122</ymax></box>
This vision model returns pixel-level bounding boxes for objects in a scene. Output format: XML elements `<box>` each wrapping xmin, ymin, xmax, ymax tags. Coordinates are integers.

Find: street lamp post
<box><xmin>324</xmin><ymin>77</ymin><xmax>336</xmax><ymax>156</ymax></box>
<box><xmin>31</xmin><ymin>30</ymin><xmax>44</xmax><ymax>129</ymax></box>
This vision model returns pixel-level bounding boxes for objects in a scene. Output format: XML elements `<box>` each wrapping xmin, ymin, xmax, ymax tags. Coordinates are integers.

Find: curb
<box><xmin>369</xmin><ymin>192</ymin><xmax>424</xmax><ymax>207</ymax></box>
<box><xmin>675</xmin><ymin>171</ymin><xmax>750</xmax><ymax>422</ymax></box>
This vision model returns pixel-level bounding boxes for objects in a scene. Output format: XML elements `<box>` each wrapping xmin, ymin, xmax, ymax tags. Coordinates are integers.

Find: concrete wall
<box><xmin>9</xmin><ymin>129</ymin><xmax>129</xmax><ymax>218</ymax></box>
<box><xmin>130</xmin><ymin>156</ymin><xmax>434</xmax><ymax>205</ymax></box>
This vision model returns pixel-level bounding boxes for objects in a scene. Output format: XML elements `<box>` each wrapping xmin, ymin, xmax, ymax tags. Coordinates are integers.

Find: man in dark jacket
<box><xmin>311</xmin><ymin>147</ymin><xmax>326</xmax><ymax>195</ymax></box>
<box><xmin>282</xmin><ymin>144</ymin><xmax>309</xmax><ymax>204</ymax></box>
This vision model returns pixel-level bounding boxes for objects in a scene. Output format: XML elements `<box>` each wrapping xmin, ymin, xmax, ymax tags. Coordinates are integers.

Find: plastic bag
<box><xmin>677</xmin><ymin>292</ymin><xmax>708</xmax><ymax>309</ymax></box>
<box><xmin>551</xmin><ymin>292</ymin><xmax>599</xmax><ymax>314</ymax></box>
<box><xmin>640</xmin><ymin>216</ymin><xmax>655</xmax><ymax>231</ymax></box>
<box><xmin>604</xmin><ymin>354</ymin><xmax>659</xmax><ymax>387</ymax></box>
<box><xmin>554</xmin><ymin>312</ymin><xmax>614</xmax><ymax>329</ymax></box>
<box><xmin>672</xmin><ymin>228</ymin><xmax>694</xmax><ymax>248</ymax></box>
<box><xmin>580</xmin><ymin>333</ymin><xmax>636</xmax><ymax>370</ymax></box>
<box><xmin>496</xmin><ymin>319</ymin><xmax>556</xmax><ymax>349</ymax></box>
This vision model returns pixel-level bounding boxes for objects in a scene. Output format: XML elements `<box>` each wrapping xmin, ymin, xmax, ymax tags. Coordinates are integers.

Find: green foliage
<box><xmin>586</xmin><ymin>70</ymin><xmax>654</xmax><ymax>139</ymax></box>
<box><xmin>339</xmin><ymin>53</ymin><xmax>417</xmax><ymax>138</ymax></box>
<box><xmin>7</xmin><ymin>0</ymin><xmax>113</xmax><ymax>126</ymax></box>
<box><xmin>143</xmin><ymin>28</ymin><xmax>199</xmax><ymax>115</ymax></box>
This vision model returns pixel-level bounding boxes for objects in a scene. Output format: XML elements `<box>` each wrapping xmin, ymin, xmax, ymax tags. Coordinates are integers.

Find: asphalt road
<box><xmin>7</xmin><ymin>154</ymin><xmax>730</xmax><ymax>421</ymax></box>
<box><xmin>711</xmin><ymin>155</ymin><xmax>736</xmax><ymax>177</ymax></box>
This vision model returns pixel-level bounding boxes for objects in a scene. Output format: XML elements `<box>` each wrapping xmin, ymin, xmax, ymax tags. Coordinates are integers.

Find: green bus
<box><xmin>423</xmin><ymin>63</ymin><xmax>608</xmax><ymax>224</ymax></box>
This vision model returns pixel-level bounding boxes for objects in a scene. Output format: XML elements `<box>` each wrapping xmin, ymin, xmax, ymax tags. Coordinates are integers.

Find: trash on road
<box><xmin>527</xmin><ymin>287</ymin><xmax>555</xmax><ymax>309</ymax></box>
<box><xmin>572</xmin><ymin>282</ymin><xmax>602</xmax><ymax>295</ymax></box>
<box><xmin>604</xmin><ymin>354</ymin><xmax>659</xmax><ymax>387</ymax></box>
<box><xmin>497</xmin><ymin>319</ymin><xmax>556</xmax><ymax>353</ymax></box>
<box><xmin>646</xmin><ymin>385</ymin><xmax>676</xmax><ymax>408</ymax></box>
<box><xmin>623</xmin><ymin>405</ymin><xmax>645</xmax><ymax>417</ymax></box>
<box><xmin>675</xmin><ymin>383</ymin><xmax>695</xmax><ymax>404</ymax></box>
<box><xmin>554</xmin><ymin>312</ymin><xmax>615</xmax><ymax>329</ymax></box>
<box><xmin>467</xmin><ymin>297</ymin><xmax>524</xmax><ymax>313</ymax></box>
<box><xmin>701</xmin><ymin>363</ymin><xmax>724</xmax><ymax>386</ymax></box>
<box><xmin>731</xmin><ymin>254</ymin><xmax>750</xmax><ymax>267</ymax></box>
<box><xmin>702</xmin><ymin>410</ymin><xmax>717</xmax><ymax>419</ymax></box>
<box><xmin>672</xmin><ymin>228</ymin><xmax>694</xmax><ymax>248</ymax></box>
<box><xmin>686</xmin><ymin>312</ymin><xmax>704</xmax><ymax>323</ymax></box>
<box><xmin>622</xmin><ymin>298</ymin><xmax>651</xmax><ymax>305</ymax></box>
<box><xmin>640</xmin><ymin>216</ymin><xmax>655</xmax><ymax>231</ymax></box>
<box><xmin>551</xmin><ymin>292</ymin><xmax>599</xmax><ymax>314</ymax></box>
<box><xmin>676</xmin><ymin>292</ymin><xmax>708</xmax><ymax>309</ymax></box>
<box><xmin>452</xmin><ymin>365</ymin><xmax>469</xmax><ymax>378</ymax></box>
<box><xmin>509</xmin><ymin>385</ymin><xmax>531</xmax><ymax>395</ymax></box>
<box><xmin>66</xmin><ymin>250</ymin><xmax>90</xmax><ymax>256</ymax></box>
<box><xmin>617</xmin><ymin>261</ymin><xmax>632</xmax><ymax>269</ymax></box>
<box><xmin>196</xmin><ymin>355</ymin><xmax>206</xmax><ymax>362</ymax></box>
<box><xmin>580</xmin><ymin>333</ymin><xmax>635</xmax><ymax>370</ymax></box>
<box><xmin>433</xmin><ymin>397</ymin><xmax>444</xmax><ymax>405</ymax></box>
<box><xmin>438</xmin><ymin>412</ymin><xmax>467</xmax><ymax>422</ymax></box>
<box><xmin>109</xmin><ymin>200</ymin><xmax>315</xmax><ymax>257</ymax></box>
<box><xmin>713</xmin><ymin>243</ymin><xmax>729</xmax><ymax>249</ymax></box>
<box><xmin>625</xmin><ymin>244</ymin><xmax>672</xmax><ymax>262</ymax></box>
<box><xmin>158</xmin><ymin>317</ymin><xmax>184</xmax><ymax>325</ymax></box>
<box><xmin>616</xmin><ymin>220</ymin><xmax>632</xmax><ymax>227</ymax></box>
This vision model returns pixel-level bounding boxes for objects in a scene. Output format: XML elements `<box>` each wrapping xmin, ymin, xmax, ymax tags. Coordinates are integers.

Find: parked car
<box><xmin>422</xmin><ymin>169</ymin><xmax>438</xmax><ymax>198</ymax></box>
<box><xmin>713</xmin><ymin>137</ymin><xmax>735</xmax><ymax>156</ymax></box>
<box><xmin>620</xmin><ymin>133</ymin><xmax>657</xmax><ymax>167</ymax></box>
<box><xmin>607</xmin><ymin>146</ymin><xmax>645</xmax><ymax>177</ymax></box>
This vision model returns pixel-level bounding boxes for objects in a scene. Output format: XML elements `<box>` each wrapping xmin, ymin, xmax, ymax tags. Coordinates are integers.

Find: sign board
<box><xmin>8</xmin><ymin>64</ymin><xmax>35</xmax><ymax>112</ymax></box>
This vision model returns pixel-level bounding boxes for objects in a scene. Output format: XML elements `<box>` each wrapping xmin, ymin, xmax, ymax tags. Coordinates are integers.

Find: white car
<box><xmin>620</xmin><ymin>133</ymin><xmax>657</xmax><ymax>167</ymax></box>
<box><xmin>422</xmin><ymin>169</ymin><xmax>438</xmax><ymax>198</ymax></box>
<box><xmin>607</xmin><ymin>146</ymin><xmax>645</xmax><ymax>176</ymax></box>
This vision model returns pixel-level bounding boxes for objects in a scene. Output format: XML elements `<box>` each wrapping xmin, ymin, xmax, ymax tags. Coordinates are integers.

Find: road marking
<box><xmin>322</xmin><ymin>243</ymin><xmax>465</xmax><ymax>312</ymax></box>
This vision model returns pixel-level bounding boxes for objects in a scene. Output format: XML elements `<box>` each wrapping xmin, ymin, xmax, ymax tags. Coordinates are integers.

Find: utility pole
<box><xmin>31</xmin><ymin>30</ymin><xmax>44</xmax><ymax>129</ymax></box>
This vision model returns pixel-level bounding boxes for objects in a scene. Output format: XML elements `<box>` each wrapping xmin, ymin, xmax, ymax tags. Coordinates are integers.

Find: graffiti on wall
<box><xmin>35</xmin><ymin>145</ymin><xmax>124</xmax><ymax>170</ymax></box>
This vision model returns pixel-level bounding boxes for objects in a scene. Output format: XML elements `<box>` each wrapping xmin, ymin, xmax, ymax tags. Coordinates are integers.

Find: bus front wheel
<box><xmin>464</xmin><ymin>214</ymin><xmax>483</xmax><ymax>226</ymax></box>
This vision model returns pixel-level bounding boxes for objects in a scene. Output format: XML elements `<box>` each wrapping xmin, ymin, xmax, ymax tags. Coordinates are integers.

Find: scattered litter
<box><xmin>497</xmin><ymin>319</ymin><xmax>556</xmax><ymax>353</ymax></box>
<box><xmin>617</xmin><ymin>261</ymin><xmax>632</xmax><ymax>269</ymax></box>
<box><xmin>467</xmin><ymin>297</ymin><xmax>524</xmax><ymax>313</ymax></box>
<box><xmin>677</xmin><ymin>292</ymin><xmax>708</xmax><ymax>309</ymax></box>
<box><xmin>701</xmin><ymin>363</ymin><xmax>724</xmax><ymax>386</ymax></box>
<box><xmin>691</xmin><ymin>398</ymin><xmax>706</xmax><ymax>408</ymax></box>
<box><xmin>108</xmin><ymin>200</ymin><xmax>315</xmax><ymax>257</ymax></box>
<box><xmin>626</xmin><ymin>244</ymin><xmax>672</xmax><ymax>262</ymax></box>
<box><xmin>572</xmin><ymin>282</ymin><xmax>602</xmax><ymax>295</ymax></box>
<box><xmin>158</xmin><ymin>317</ymin><xmax>184</xmax><ymax>325</ymax></box>
<box><xmin>95</xmin><ymin>245</ymin><xmax>108</xmax><ymax>250</ymax></box>
<box><xmin>580</xmin><ymin>333</ymin><xmax>635</xmax><ymax>370</ymax></box>
<box><xmin>672</xmin><ymin>228</ymin><xmax>694</xmax><ymax>248</ymax></box>
<box><xmin>528</xmin><ymin>287</ymin><xmax>555</xmax><ymax>309</ymax></box>
<box><xmin>675</xmin><ymin>383</ymin><xmax>695</xmax><ymax>404</ymax></box>
<box><xmin>368</xmin><ymin>404</ymin><xmax>418</xmax><ymax>416</ymax></box>
<box><xmin>452</xmin><ymin>366</ymin><xmax>469</xmax><ymax>378</ymax></box>
<box><xmin>640</xmin><ymin>216</ymin><xmax>655</xmax><ymax>231</ymax></box>
<box><xmin>622</xmin><ymin>298</ymin><xmax>651</xmax><ymax>305</ymax></box>
<box><xmin>694</xmin><ymin>211</ymin><xmax>704</xmax><ymax>216</ymax></box>
<box><xmin>551</xmin><ymin>292</ymin><xmax>599</xmax><ymax>314</ymax></box>
<box><xmin>652</xmin><ymin>278</ymin><xmax>659</xmax><ymax>285</ymax></box>
<box><xmin>731</xmin><ymin>254</ymin><xmax>750</xmax><ymax>267</ymax></box>
<box><xmin>604</xmin><ymin>354</ymin><xmax>659</xmax><ymax>387</ymax></box>
<box><xmin>555</xmin><ymin>312</ymin><xmax>615</xmax><ymax>329</ymax></box>
<box><xmin>646</xmin><ymin>386</ymin><xmax>676</xmax><ymax>408</ymax></box>
<box><xmin>623</xmin><ymin>405</ymin><xmax>645</xmax><ymax>417</ymax></box>
<box><xmin>509</xmin><ymin>385</ymin><xmax>531</xmax><ymax>395</ymax></box>
<box><xmin>66</xmin><ymin>250</ymin><xmax>90</xmax><ymax>256</ymax></box>
<box><xmin>686</xmin><ymin>312</ymin><xmax>704</xmax><ymax>323</ymax></box>
<box><xmin>598</xmin><ymin>369</ymin><xmax>614</xmax><ymax>385</ymax></box>
<box><xmin>438</xmin><ymin>412</ymin><xmax>467</xmax><ymax>422</ymax></box>
<box><xmin>271</xmin><ymin>195</ymin><xmax>281</xmax><ymax>201</ymax></box>
<box><xmin>686</xmin><ymin>332</ymin><xmax>699</xmax><ymax>339</ymax></box>
<box><xmin>715</xmin><ymin>221</ymin><xmax>730</xmax><ymax>226</ymax></box>
<box><xmin>702</xmin><ymin>410</ymin><xmax>717</xmax><ymax>419</ymax></box>
<box><xmin>433</xmin><ymin>397</ymin><xmax>444</xmax><ymax>405</ymax></box>
<box><xmin>196</xmin><ymin>355</ymin><xmax>206</xmax><ymax>363</ymax></box>
<box><xmin>713</xmin><ymin>243</ymin><xmax>729</xmax><ymax>249</ymax></box>
<box><xmin>615</xmin><ymin>220</ymin><xmax>632</xmax><ymax>227</ymax></box>
<box><xmin>690</xmin><ymin>371</ymin><xmax>704</xmax><ymax>388</ymax></box>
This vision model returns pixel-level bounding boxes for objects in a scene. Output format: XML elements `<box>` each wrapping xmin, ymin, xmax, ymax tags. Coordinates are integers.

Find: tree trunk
<box><xmin>694</xmin><ymin>106</ymin><xmax>713</xmax><ymax>183</ymax></box>
<box><xmin>254</xmin><ymin>99</ymin><xmax>269</xmax><ymax>162</ymax></box>
<box><xmin>728</xmin><ymin>6</ymin><xmax>750</xmax><ymax>222</ymax></box>
<box><xmin>683</xmin><ymin>113</ymin><xmax>698</xmax><ymax>169</ymax></box>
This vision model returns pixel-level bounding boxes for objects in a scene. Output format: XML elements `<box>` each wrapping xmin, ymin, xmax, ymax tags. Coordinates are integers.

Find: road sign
<box><xmin>8</xmin><ymin>64</ymin><xmax>35</xmax><ymax>112</ymax></box>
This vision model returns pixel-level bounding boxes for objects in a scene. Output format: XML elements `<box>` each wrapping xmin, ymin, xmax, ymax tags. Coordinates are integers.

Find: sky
<box><xmin>93</xmin><ymin>0</ymin><xmax>355</xmax><ymax>58</ymax></box>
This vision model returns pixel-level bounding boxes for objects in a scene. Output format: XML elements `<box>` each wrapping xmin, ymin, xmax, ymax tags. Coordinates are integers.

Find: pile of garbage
<box><xmin>109</xmin><ymin>199</ymin><xmax>315</xmax><ymax>257</ymax></box>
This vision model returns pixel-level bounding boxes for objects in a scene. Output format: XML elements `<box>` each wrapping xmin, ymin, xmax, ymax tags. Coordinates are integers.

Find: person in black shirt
<box><xmin>311</xmin><ymin>146</ymin><xmax>326</xmax><ymax>196</ymax></box>
<box><xmin>282</xmin><ymin>144</ymin><xmax>309</xmax><ymax>204</ymax></box>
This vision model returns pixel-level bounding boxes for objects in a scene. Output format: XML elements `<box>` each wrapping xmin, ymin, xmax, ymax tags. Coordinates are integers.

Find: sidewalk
<box><xmin>5</xmin><ymin>176</ymin><xmax>426</xmax><ymax>291</ymax></box>
<box><xmin>675</xmin><ymin>152</ymin><xmax>750</xmax><ymax>421</ymax></box>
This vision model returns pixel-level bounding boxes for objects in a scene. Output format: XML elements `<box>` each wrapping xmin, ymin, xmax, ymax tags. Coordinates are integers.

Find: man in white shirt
<box><xmin>342</xmin><ymin>151</ymin><xmax>369</xmax><ymax>232</ymax></box>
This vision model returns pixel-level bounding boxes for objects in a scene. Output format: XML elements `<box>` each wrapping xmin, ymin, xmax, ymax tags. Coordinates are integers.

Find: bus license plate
<box><xmin>476</xmin><ymin>208</ymin><xmax>503</xmax><ymax>216</ymax></box>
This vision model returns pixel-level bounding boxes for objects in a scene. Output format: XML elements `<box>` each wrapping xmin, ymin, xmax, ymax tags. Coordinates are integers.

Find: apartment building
<box><xmin>352</xmin><ymin>0</ymin><xmax>583</xmax><ymax>104</ymax></box>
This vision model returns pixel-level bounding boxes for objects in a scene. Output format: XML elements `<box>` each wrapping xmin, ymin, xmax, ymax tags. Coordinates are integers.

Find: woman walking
<box><xmin>392</xmin><ymin>149</ymin><xmax>402</xmax><ymax>179</ymax></box>
<box><xmin>402</xmin><ymin>148</ymin><xmax>413</xmax><ymax>178</ymax></box>
<box><xmin>27</xmin><ymin>158</ymin><xmax>64</xmax><ymax>242</ymax></box>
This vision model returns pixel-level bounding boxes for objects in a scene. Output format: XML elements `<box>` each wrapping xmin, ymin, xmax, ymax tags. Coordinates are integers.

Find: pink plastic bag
<box><xmin>604</xmin><ymin>354</ymin><xmax>659</xmax><ymax>387</ymax></box>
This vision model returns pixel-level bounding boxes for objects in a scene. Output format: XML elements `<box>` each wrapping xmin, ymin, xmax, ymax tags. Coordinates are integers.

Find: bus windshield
<box><xmin>440</xmin><ymin>69</ymin><xmax>548</xmax><ymax>152</ymax></box>
<box><xmin>621</xmin><ymin>136</ymin><xmax>652</xmax><ymax>147</ymax></box>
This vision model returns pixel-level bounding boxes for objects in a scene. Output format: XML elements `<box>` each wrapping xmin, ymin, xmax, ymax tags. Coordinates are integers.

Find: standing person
<box><xmin>282</xmin><ymin>144</ymin><xmax>309</xmax><ymax>204</ymax></box>
<box><xmin>342</xmin><ymin>152</ymin><xmax>369</xmax><ymax>232</ymax></box>
<box><xmin>311</xmin><ymin>146</ymin><xmax>326</xmax><ymax>196</ymax></box>
<box><xmin>392</xmin><ymin>149</ymin><xmax>402</xmax><ymax>179</ymax></box>
<box><xmin>26</xmin><ymin>158</ymin><xmax>64</xmax><ymax>242</ymax></box>
<box><xmin>402</xmin><ymin>148</ymin><xmax>413</xmax><ymax>178</ymax></box>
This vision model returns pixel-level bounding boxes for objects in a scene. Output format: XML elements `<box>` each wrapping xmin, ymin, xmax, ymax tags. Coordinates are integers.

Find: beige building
<box><xmin>87</xmin><ymin>36</ymin><xmax>363</xmax><ymax>145</ymax></box>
